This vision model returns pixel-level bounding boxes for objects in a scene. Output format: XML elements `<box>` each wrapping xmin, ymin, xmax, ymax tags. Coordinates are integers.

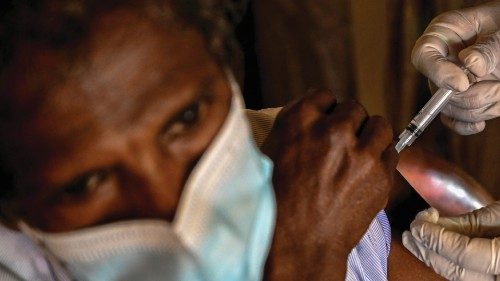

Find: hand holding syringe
<box><xmin>395</xmin><ymin>68</ymin><xmax>472</xmax><ymax>153</ymax></box>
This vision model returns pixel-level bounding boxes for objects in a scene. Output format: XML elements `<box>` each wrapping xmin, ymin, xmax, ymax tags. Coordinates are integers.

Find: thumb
<box><xmin>412</xmin><ymin>35</ymin><xmax>470</xmax><ymax>92</ymax></box>
<box><xmin>459</xmin><ymin>31</ymin><xmax>500</xmax><ymax>77</ymax></box>
<box><xmin>437</xmin><ymin>201</ymin><xmax>500</xmax><ymax>238</ymax></box>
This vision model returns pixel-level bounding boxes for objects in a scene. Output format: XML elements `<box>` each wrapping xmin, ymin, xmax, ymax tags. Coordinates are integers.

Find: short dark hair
<box><xmin>0</xmin><ymin>0</ymin><xmax>247</xmax><ymax>199</ymax></box>
<box><xmin>0</xmin><ymin>0</ymin><xmax>246</xmax><ymax>81</ymax></box>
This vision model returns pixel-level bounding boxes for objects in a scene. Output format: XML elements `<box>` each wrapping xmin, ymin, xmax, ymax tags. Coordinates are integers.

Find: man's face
<box><xmin>2</xmin><ymin>7</ymin><xmax>232</xmax><ymax>232</ymax></box>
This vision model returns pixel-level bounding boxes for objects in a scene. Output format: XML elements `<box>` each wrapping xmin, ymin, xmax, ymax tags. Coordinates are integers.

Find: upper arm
<box><xmin>388</xmin><ymin>239</ymin><xmax>445</xmax><ymax>281</ymax></box>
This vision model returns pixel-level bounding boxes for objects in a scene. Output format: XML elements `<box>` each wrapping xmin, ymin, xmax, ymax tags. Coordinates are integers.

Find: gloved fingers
<box><xmin>412</xmin><ymin>36</ymin><xmax>470</xmax><ymax>92</ymax></box>
<box><xmin>449</xmin><ymin>80</ymin><xmax>500</xmax><ymax>109</ymax></box>
<box><xmin>441</xmin><ymin>102</ymin><xmax>499</xmax><ymax>122</ymax></box>
<box><xmin>440</xmin><ymin>114</ymin><xmax>485</xmax><ymax>135</ymax></box>
<box><xmin>459</xmin><ymin>31</ymin><xmax>500</xmax><ymax>78</ymax></box>
<box><xmin>403</xmin><ymin>231</ymin><xmax>496</xmax><ymax>281</ymax></box>
<box><xmin>412</xmin><ymin>10</ymin><xmax>478</xmax><ymax>92</ymax></box>
<box><xmin>410</xmin><ymin>220</ymin><xmax>500</xmax><ymax>274</ymax></box>
<box><xmin>437</xmin><ymin>201</ymin><xmax>500</xmax><ymax>238</ymax></box>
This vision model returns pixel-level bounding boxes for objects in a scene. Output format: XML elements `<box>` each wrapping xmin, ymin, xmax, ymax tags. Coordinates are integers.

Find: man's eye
<box><xmin>167</xmin><ymin>102</ymin><xmax>201</xmax><ymax>137</ymax></box>
<box><xmin>179</xmin><ymin>104</ymin><xmax>199</xmax><ymax>125</ymax></box>
<box><xmin>56</xmin><ymin>171</ymin><xmax>108</xmax><ymax>202</ymax></box>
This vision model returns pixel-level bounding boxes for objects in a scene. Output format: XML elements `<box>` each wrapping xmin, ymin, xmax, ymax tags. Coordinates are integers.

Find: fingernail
<box><xmin>464</xmin><ymin>54</ymin><xmax>480</xmax><ymax>69</ymax></box>
<box><xmin>463</xmin><ymin>48</ymin><xmax>496</xmax><ymax>77</ymax></box>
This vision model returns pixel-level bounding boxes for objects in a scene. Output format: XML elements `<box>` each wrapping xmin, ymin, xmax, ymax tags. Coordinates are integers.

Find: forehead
<box><xmin>61</xmin><ymin>7</ymin><xmax>214</xmax><ymax>124</ymax></box>
<box><xmin>9</xmin><ymin>7</ymin><xmax>211</xmax><ymax>110</ymax></box>
<box><xmin>2</xmin><ymin>6</ymin><xmax>223</xmax><ymax>164</ymax></box>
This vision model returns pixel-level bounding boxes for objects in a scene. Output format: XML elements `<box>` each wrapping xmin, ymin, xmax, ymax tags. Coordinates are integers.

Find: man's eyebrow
<box><xmin>123</xmin><ymin>72</ymin><xmax>217</xmax><ymax>125</ymax></box>
<box><xmin>196</xmin><ymin>76</ymin><xmax>217</xmax><ymax>99</ymax></box>
<box><xmin>156</xmin><ymin>76</ymin><xmax>217</xmax><ymax>127</ymax></box>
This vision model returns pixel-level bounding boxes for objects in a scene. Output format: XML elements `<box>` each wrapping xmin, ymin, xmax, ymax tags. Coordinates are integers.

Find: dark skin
<box><xmin>0</xmin><ymin>4</ymin><xmax>442</xmax><ymax>280</ymax></box>
<box><xmin>2</xmin><ymin>8</ymin><xmax>232</xmax><ymax>231</ymax></box>
<box><xmin>262</xmin><ymin>90</ymin><xmax>397</xmax><ymax>280</ymax></box>
<box><xmin>262</xmin><ymin>90</ymin><xmax>443</xmax><ymax>280</ymax></box>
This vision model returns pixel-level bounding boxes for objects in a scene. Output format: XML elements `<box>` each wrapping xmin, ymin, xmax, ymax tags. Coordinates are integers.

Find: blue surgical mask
<box><xmin>19</xmin><ymin>73</ymin><xmax>277</xmax><ymax>281</ymax></box>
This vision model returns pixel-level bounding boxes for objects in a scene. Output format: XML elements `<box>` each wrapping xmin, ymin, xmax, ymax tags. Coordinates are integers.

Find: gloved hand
<box><xmin>412</xmin><ymin>2</ymin><xmax>500</xmax><ymax>135</ymax></box>
<box><xmin>402</xmin><ymin>202</ymin><xmax>500</xmax><ymax>281</ymax></box>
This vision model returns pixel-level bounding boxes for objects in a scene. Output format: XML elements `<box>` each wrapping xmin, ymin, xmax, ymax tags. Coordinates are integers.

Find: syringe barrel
<box><xmin>409</xmin><ymin>88</ymin><xmax>454</xmax><ymax>135</ymax></box>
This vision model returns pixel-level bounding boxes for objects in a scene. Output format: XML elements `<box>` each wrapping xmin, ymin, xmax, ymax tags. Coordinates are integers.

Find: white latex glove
<box><xmin>412</xmin><ymin>2</ymin><xmax>500</xmax><ymax>135</ymax></box>
<box><xmin>403</xmin><ymin>202</ymin><xmax>500</xmax><ymax>281</ymax></box>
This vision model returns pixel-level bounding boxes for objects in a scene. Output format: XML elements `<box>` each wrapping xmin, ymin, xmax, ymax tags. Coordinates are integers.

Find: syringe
<box><xmin>395</xmin><ymin>69</ymin><xmax>471</xmax><ymax>153</ymax></box>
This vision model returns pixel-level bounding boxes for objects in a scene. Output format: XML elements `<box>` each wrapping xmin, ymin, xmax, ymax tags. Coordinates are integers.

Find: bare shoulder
<box><xmin>388</xmin><ymin>239</ymin><xmax>445</xmax><ymax>280</ymax></box>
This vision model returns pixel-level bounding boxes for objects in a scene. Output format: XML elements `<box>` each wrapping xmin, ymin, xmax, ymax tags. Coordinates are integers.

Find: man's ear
<box><xmin>0</xmin><ymin>200</ymin><xmax>20</xmax><ymax>231</ymax></box>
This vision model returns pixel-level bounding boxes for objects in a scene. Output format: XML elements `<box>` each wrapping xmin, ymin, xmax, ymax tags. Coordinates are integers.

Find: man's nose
<box><xmin>121</xmin><ymin>142</ymin><xmax>184</xmax><ymax>220</ymax></box>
